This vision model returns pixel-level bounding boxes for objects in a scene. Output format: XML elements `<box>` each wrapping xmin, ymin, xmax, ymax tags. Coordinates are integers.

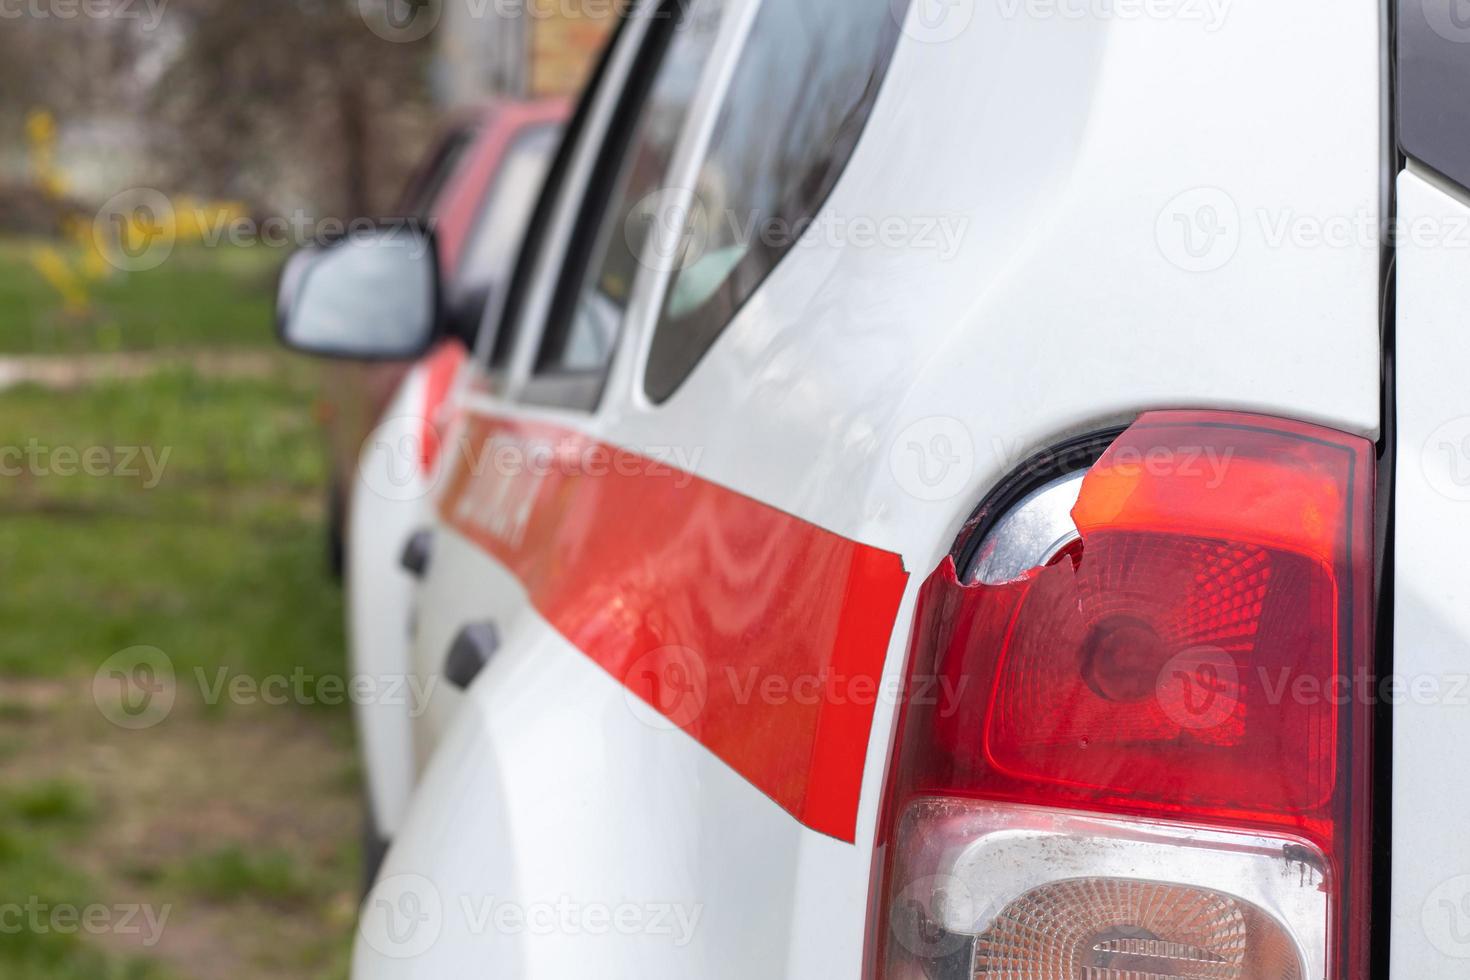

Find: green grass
<box><xmin>0</xmin><ymin>236</ymin><xmax>356</xmax><ymax>977</ymax></box>
<box><xmin>0</xmin><ymin>369</ymin><xmax>343</xmax><ymax>684</ymax></box>
<box><xmin>5</xmin><ymin>779</ymin><xmax>97</xmax><ymax>826</ymax></box>
<box><xmin>0</xmin><ymin>781</ymin><xmax>169</xmax><ymax>980</ymax></box>
<box><xmin>169</xmin><ymin>846</ymin><xmax>316</xmax><ymax>908</ymax></box>
<box><xmin>0</xmin><ymin>849</ymin><xmax>173</xmax><ymax>980</ymax></box>
<box><xmin>0</xmin><ymin>238</ymin><xmax>284</xmax><ymax>354</ymax></box>
<box><xmin>0</xmin><ymin>903</ymin><xmax>172</xmax><ymax>980</ymax></box>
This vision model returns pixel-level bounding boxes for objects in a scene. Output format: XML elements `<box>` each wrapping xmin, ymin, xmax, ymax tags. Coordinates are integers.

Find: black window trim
<box><xmin>519</xmin><ymin>0</ymin><xmax>691</xmax><ymax>413</ymax></box>
<box><xmin>1398</xmin><ymin>0</ymin><xmax>1470</xmax><ymax>195</ymax></box>
<box><xmin>398</xmin><ymin>122</ymin><xmax>481</xmax><ymax>222</ymax></box>
<box><xmin>476</xmin><ymin>7</ymin><xmax>637</xmax><ymax>388</ymax></box>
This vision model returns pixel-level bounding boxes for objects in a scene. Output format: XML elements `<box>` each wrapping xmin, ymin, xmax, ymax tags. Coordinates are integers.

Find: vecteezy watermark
<box><xmin>0</xmin><ymin>899</ymin><xmax>171</xmax><ymax>948</ymax></box>
<box><xmin>471</xmin><ymin>433</ymin><xmax>702</xmax><ymax>486</ymax></box>
<box><xmin>93</xmin><ymin>647</ymin><xmax>441</xmax><ymax>729</ymax></box>
<box><xmin>898</xmin><ymin>426</ymin><xmax>1233</xmax><ymax>506</ymax></box>
<box><xmin>889</xmin><ymin>416</ymin><xmax>977</xmax><ymax>502</ymax></box>
<box><xmin>93</xmin><ymin>646</ymin><xmax>176</xmax><ymax>730</ymax></box>
<box><xmin>1155</xmin><ymin>646</ymin><xmax>1241</xmax><ymax>732</ymax></box>
<box><xmin>195</xmin><ymin>667</ymin><xmax>439</xmax><ymax>717</ymax></box>
<box><xmin>996</xmin><ymin>0</ymin><xmax>1231</xmax><ymax>30</ymax></box>
<box><xmin>357</xmin><ymin>414</ymin><xmax>446</xmax><ymax>505</ymax></box>
<box><xmin>0</xmin><ymin>441</ymin><xmax>170</xmax><ymax>488</ymax></box>
<box><xmin>1159</xmin><ymin>659</ymin><xmax>1470</xmax><ymax>717</ymax></box>
<box><xmin>445</xmin><ymin>430</ymin><xmax>704</xmax><ymax>549</ymax></box>
<box><xmin>1256</xmin><ymin>668</ymin><xmax>1470</xmax><ymax>709</ymax></box>
<box><xmin>889</xmin><ymin>872</ymin><xmax>981</xmax><ymax>959</ymax></box>
<box><xmin>1100</xmin><ymin>442</ymin><xmax>1235</xmax><ymax>487</ymax></box>
<box><xmin>1424</xmin><ymin>875</ymin><xmax>1470</xmax><ymax>959</ymax></box>
<box><xmin>622</xmin><ymin>646</ymin><xmax>709</xmax><ymax>732</ymax></box>
<box><xmin>1422</xmin><ymin>416</ymin><xmax>1470</xmax><ymax>503</ymax></box>
<box><xmin>1158</xmin><ymin>188</ymin><xmax>1470</xmax><ymax>272</ymax></box>
<box><xmin>360</xmin><ymin>874</ymin><xmax>444</xmax><ymax>959</ymax></box>
<box><xmin>358</xmin><ymin>0</ymin><xmax>679</xmax><ymax>43</ymax></box>
<box><xmin>457</xmin><ymin>896</ymin><xmax>702</xmax><ymax>946</ymax></box>
<box><xmin>1146</xmin><ymin>657</ymin><xmax>1470</xmax><ymax>739</ymax></box>
<box><xmin>982</xmin><ymin>435</ymin><xmax>1234</xmax><ymax>489</ymax></box>
<box><xmin>358</xmin><ymin>0</ymin><xmax>442</xmax><ymax>42</ymax></box>
<box><xmin>621</xmin><ymin>643</ymin><xmax>971</xmax><ymax>734</ymax></box>
<box><xmin>1420</xmin><ymin>0</ymin><xmax>1470</xmax><ymax>44</ymax></box>
<box><xmin>94</xmin><ymin>188</ymin><xmax>176</xmax><ymax>273</ymax></box>
<box><xmin>362</xmin><ymin>415</ymin><xmax>704</xmax><ymax>509</ymax></box>
<box><xmin>624</xmin><ymin>188</ymin><xmax>710</xmax><ymax>275</ymax></box>
<box><xmin>1156</xmin><ymin>187</ymin><xmax>1242</xmax><ymax>273</ymax></box>
<box><xmin>0</xmin><ymin>0</ymin><xmax>169</xmax><ymax>30</ymax></box>
<box><xmin>94</xmin><ymin>189</ymin><xmax>436</xmax><ymax>273</ymax></box>
<box><xmin>896</xmin><ymin>0</ymin><xmax>977</xmax><ymax>44</ymax></box>
<box><xmin>1256</xmin><ymin>209</ymin><xmax>1470</xmax><ymax>252</ymax></box>
<box><xmin>726</xmin><ymin>668</ymin><xmax>970</xmax><ymax>716</ymax></box>
<box><xmin>626</xmin><ymin>191</ymin><xmax>971</xmax><ymax>274</ymax></box>
<box><xmin>359</xmin><ymin>873</ymin><xmax>703</xmax><ymax>959</ymax></box>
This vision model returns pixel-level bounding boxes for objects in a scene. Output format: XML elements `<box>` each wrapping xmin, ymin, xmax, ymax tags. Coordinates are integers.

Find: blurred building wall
<box><xmin>527</xmin><ymin>0</ymin><xmax>615</xmax><ymax>96</ymax></box>
<box><xmin>436</xmin><ymin>0</ymin><xmax>527</xmax><ymax>102</ymax></box>
<box><xmin>435</xmin><ymin>0</ymin><xmax>614</xmax><ymax>105</ymax></box>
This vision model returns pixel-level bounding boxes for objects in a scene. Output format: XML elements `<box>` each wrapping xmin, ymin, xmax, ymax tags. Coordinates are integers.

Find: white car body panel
<box><xmin>348</xmin><ymin>368</ymin><xmax>431</xmax><ymax>839</ymax></box>
<box><xmin>351</xmin><ymin>1</ymin><xmax>1386</xmax><ymax>976</ymax></box>
<box><xmin>1391</xmin><ymin>166</ymin><xmax>1470</xmax><ymax>974</ymax></box>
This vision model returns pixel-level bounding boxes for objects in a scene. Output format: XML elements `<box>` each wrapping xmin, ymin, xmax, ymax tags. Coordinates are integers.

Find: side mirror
<box><xmin>276</xmin><ymin>226</ymin><xmax>441</xmax><ymax>360</ymax></box>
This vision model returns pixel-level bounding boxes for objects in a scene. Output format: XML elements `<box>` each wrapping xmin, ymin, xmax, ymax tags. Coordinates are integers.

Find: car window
<box><xmin>445</xmin><ymin>123</ymin><xmax>560</xmax><ymax>343</ymax></box>
<box><xmin>525</xmin><ymin>0</ymin><xmax>726</xmax><ymax>410</ymax></box>
<box><xmin>399</xmin><ymin>125</ymin><xmax>477</xmax><ymax>220</ymax></box>
<box><xmin>643</xmin><ymin>0</ymin><xmax>907</xmax><ymax>403</ymax></box>
<box><xmin>483</xmin><ymin>14</ymin><xmax>630</xmax><ymax>380</ymax></box>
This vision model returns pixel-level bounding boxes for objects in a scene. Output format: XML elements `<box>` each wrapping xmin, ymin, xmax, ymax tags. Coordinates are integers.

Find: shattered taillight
<box><xmin>871</xmin><ymin>412</ymin><xmax>1375</xmax><ymax>980</ymax></box>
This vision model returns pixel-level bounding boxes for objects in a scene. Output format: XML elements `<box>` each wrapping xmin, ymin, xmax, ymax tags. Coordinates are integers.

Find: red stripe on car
<box><xmin>438</xmin><ymin>413</ymin><xmax>909</xmax><ymax>843</ymax></box>
<box><xmin>419</xmin><ymin>340</ymin><xmax>466</xmax><ymax>474</ymax></box>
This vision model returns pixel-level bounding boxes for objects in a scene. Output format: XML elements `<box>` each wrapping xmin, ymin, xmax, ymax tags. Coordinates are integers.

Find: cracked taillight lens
<box><xmin>870</xmin><ymin>412</ymin><xmax>1374</xmax><ymax>980</ymax></box>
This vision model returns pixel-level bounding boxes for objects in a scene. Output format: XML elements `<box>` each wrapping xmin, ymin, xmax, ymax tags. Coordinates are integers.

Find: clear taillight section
<box><xmin>883</xmin><ymin>801</ymin><xmax>1325</xmax><ymax>979</ymax></box>
<box><xmin>871</xmin><ymin>412</ymin><xmax>1375</xmax><ymax>980</ymax></box>
<box><xmin>976</xmin><ymin>879</ymin><xmax>1303</xmax><ymax>980</ymax></box>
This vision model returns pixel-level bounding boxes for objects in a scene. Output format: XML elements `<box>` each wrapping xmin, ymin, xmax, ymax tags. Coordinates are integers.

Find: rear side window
<box><xmin>399</xmin><ymin>126</ymin><xmax>477</xmax><ymax>220</ymax></box>
<box><xmin>643</xmin><ymin>0</ymin><xmax>906</xmax><ymax>403</ymax></box>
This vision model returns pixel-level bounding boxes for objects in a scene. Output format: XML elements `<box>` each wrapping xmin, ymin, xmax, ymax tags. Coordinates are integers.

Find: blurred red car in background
<box><xmin>317</xmin><ymin>99</ymin><xmax>566</xmax><ymax>573</ymax></box>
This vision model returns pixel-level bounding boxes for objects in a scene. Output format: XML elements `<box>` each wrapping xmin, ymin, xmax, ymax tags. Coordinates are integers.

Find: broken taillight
<box><xmin>871</xmin><ymin>411</ymin><xmax>1375</xmax><ymax>980</ymax></box>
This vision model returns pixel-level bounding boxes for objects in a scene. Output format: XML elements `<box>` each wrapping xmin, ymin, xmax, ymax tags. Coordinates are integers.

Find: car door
<box><xmin>403</xmin><ymin>0</ymin><xmax>736</xmax><ymax>776</ymax></box>
<box><xmin>349</xmin><ymin>108</ymin><xmax>564</xmax><ymax>852</ymax></box>
<box><xmin>360</xmin><ymin>0</ymin><xmax>933</xmax><ymax>973</ymax></box>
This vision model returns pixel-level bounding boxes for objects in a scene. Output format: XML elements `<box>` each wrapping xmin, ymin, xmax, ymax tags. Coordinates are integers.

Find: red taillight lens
<box><xmin>872</xmin><ymin>412</ymin><xmax>1375</xmax><ymax>980</ymax></box>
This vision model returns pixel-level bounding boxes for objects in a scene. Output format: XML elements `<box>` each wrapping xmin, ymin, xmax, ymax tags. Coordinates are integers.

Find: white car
<box><xmin>276</xmin><ymin>0</ymin><xmax>1470</xmax><ymax>976</ymax></box>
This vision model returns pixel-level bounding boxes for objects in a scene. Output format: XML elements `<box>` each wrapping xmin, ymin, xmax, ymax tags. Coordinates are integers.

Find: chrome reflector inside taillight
<box><xmin>975</xmin><ymin>879</ymin><xmax>1302</xmax><ymax>980</ymax></box>
<box><xmin>886</xmin><ymin>801</ymin><xmax>1324</xmax><ymax>980</ymax></box>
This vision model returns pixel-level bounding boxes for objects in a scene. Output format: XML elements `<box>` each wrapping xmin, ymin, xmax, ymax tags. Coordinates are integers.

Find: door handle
<box><xmin>400</xmin><ymin>528</ymin><xmax>433</xmax><ymax>578</ymax></box>
<box><xmin>445</xmin><ymin>622</ymin><xmax>499</xmax><ymax>690</ymax></box>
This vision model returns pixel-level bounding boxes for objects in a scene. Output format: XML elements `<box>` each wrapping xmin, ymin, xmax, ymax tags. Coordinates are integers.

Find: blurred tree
<box><xmin>0</xmin><ymin>0</ymin><xmax>439</xmax><ymax>221</ymax></box>
<box><xmin>0</xmin><ymin>9</ymin><xmax>149</xmax><ymax>235</ymax></box>
<box><xmin>152</xmin><ymin>0</ymin><xmax>438</xmax><ymax>218</ymax></box>
<box><xmin>0</xmin><ymin>5</ymin><xmax>148</xmax><ymax>129</ymax></box>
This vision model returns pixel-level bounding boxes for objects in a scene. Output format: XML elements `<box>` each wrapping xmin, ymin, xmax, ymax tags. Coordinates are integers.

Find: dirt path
<box><xmin>1</xmin><ymin>676</ymin><xmax>361</xmax><ymax>979</ymax></box>
<box><xmin>0</xmin><ymin>350</ymin><xmax>283</xmax><ymax>391</ymax></box>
